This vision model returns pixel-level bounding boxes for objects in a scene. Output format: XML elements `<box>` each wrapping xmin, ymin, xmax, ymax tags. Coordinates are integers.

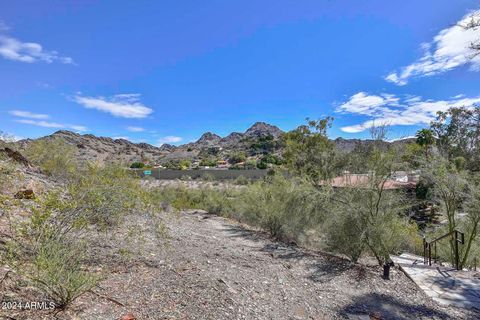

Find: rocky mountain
<box><xmin>14</xmin><ymin>122</ymin><xmax>416</xmax><ymax>166</ymax></box>
<box><xmin>18</xmin><ymin>130</ymin><xmax>169</xmax><ymax>165</ymax></box>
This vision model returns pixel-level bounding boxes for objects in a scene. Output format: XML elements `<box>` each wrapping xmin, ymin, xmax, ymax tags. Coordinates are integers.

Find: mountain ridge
<box><xmin>15</xmin><ymin>122</ymin><xmax>415</xmax><ymax>165</ymax></box>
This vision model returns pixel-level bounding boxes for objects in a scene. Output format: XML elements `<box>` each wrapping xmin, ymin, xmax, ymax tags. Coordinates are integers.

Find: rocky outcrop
<box><xmin>14</xmin><ymin>189</ymin><xmax>35</xmax><ymax>200</ymax></box>
<box><xmin>0</xmin><ymin>148</ymin><xmax>31</xmax><ymax>167</ymax></box>
<box><xmin>244</xmin><ymin>122</ymin><xmax>283</xmax><ymax>139</ymax></box>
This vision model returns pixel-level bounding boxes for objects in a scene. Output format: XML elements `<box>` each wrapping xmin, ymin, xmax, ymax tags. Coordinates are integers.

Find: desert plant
<box><xmin>201</xmin><ymin>173</ymin><xmax>215</xmax><ymax>182</ymax></box>
<box><xmin>130</xmin><ymin>162</ymin><xmax>145</xmax><ymax>168</ymax></box>
<box><xmin>23</xmin><ymin>138</ymin><xmax>77</xmax><ymax>179</ymax></box>
<box><xmin>234</xmin><ymin>175</ymin><xmax>249</xmax><ymax>185</ymax></box>
<box><xmin>30</xmin><ymin>237</ymin><xmax>100</xmax><ymax>309</ymax></box>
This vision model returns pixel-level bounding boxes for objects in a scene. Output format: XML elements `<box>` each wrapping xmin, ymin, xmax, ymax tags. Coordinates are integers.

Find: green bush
<box><xmin>199</xmin><ymin>157</ymin><xmax>218</xmax><ymax>167</ymax></box>
<box><xmin>237</xmin><ymin>175</ymin><xmax>328</xmax><ymax>241</ymax></box>
<box><xmin>234</xmin><ymin>175</ymin><xmax>249</xmax><ymax>185</ymax></box>
<box><xmin>3</xmin><ymin>162</ymin><xmax>161</xmax><ymax>310</ymax></box>
<box><xmin>256</xmin><ymin>160</ymin><xmax>268</xmax><ymax>169</ymax></box>
<box><xmin>228</xmin><ymin>151</ymin><xmax>246</xmax><ymax>164</ymax></box>
<box><xmin>30</xmin><ymin>238</ymin><xmax>100</xmax><ymax>309</ymax></box>
<box><xmin>130</xmin><ymin>162</ymin><xmax>145</xmax><ymax>168</ymax></box>
<box><xmin>201</xmin><ymin>173</ymin><xmax>215</xmax><ymax>182</ymax></box>
<box><xmin>23</xmin><ymin>138</ymin><xmax>77</xmax><ymax>179</ymax></box>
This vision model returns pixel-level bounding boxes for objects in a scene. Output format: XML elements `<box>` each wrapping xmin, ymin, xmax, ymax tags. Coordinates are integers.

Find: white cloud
<box><xmin>0</xmin><ymin>35</ymin><xmax>74</xmax><ymax>64</ymax></box>
<box><xmin>126</xmin><ymin>126</ymin><xmax>145</xmax><ymax>132</ymax></box>
<box><xmin>337</xmin><ymin>92</ymin><xmax>480</xmax><ymax>133</ymax></box>
<box><xmin>9</xmin><ymin>110</ymin><xmax>50</xmax><ymax>120</ymax></box>
<box><xmin>15</xmin><ymin>119</ymin><xmax>87</xmax><ymax>132</ymax></box>
<box><xmin>336</xmin><ymin>92</ymin><xmax>399</xmax><ymax>116</ymax></box>
<box><xmin>386</xmin><ymin>10</ymin><xmax>480</xmax><ymax>85</ymax></box>
<box><xmin>157</xmin><ymin>136</ymin><xmax>182</xmax><ymax>145</ymax></box>
<box><xmin>73</xmin><ymin>94</ymin><xmax>153</xmax><ymax>119</ymax></box>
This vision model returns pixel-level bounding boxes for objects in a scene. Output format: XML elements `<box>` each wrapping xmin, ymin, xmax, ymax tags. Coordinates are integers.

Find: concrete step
<box><xmin>391</xmin><ymin>252</ymin><xmax>480</xmax><ymax>310</ymax></box>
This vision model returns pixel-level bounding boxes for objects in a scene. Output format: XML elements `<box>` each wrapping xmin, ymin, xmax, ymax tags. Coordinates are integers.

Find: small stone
<box><xmin>121</xmin><ymin>312</ymin><xmax>136</xmax><ymax>320</ymax></box>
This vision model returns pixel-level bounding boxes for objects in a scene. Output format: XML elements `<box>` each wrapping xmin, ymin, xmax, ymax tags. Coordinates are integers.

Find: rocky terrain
<box><xmin>0</xmin><ymin>146</ymin><xmax>477</xmax><ymax>320</ymax></box>
<box><xmin>2</xmin><ymin>204</ymin><xmax>477</xmax><ymax>319</ymax></box>
<box><xmin>14</xmin><ymin>122</ymin><xmax>415</xmax><ymax>166</ymax></box>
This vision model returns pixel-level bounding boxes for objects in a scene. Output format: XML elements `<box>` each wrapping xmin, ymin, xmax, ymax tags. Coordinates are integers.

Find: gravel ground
<box><xmin>2</xmin><ymin>209</ymin><xmax>479</xmax><ymax>320</ymax></box>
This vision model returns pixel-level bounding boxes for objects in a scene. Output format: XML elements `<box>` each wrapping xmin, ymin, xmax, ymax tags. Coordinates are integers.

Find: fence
<box><xmin>134</xmin><ymin>169</ymin><xmax>269</xmax><ymax>180</ymax></box>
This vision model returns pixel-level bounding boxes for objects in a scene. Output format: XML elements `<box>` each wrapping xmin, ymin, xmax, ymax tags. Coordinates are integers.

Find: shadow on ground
<box><xmin>342</xmin><ymin>293</ymin><xmax>452</xmax><ymax>320</ymax></box>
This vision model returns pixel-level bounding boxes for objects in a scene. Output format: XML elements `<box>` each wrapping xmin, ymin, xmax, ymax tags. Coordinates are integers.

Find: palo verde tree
<box><xmin>325</xmin><ymin>125</ymin><xmax>420</xmax><ymax>265</ymax></box>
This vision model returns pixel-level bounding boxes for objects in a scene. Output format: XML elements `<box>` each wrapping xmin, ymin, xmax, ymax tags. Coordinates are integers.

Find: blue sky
<box><xmin>0</xmin><ymin>0</ymin><xmax>479</xmax><ymax>145</ymax></box>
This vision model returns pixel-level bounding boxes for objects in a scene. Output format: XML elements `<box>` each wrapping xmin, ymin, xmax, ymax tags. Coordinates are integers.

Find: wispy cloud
<box><xmin>385</xmin><ymin>10</ymin><xmax>480</xmax><ymax>85</ymax></box>
<box><xmin>0</xmin><ymin>35</ymin><xmax>74</xmax><ymax>64</ymax></box>
<box><xmin>126</xmin><ymin>126</ymin><xmax>145</xmax><ymax>132</ymax></box>
<box><xmin>9</xmin><ymin>110</ymin><xmax>50</xmax><ymax>120</ymax></box>
<box><xmin>15</xmin><ymin>119</ymin><xmax>87</xmax><ymax>132</ymax></box>
<box><xmin>337</xmin><ymin>92</ymin><xmax>480</xmax><ymax>133</ymax></box>
<box><xmin>157</xmin><ymin>136</ymin><xmax>182</xmax><ymax>146</ymax></box>
<box><xmin>73</xmin><ymin>94</ymin><xmax>153</xmax><ymax>119</ymax></box>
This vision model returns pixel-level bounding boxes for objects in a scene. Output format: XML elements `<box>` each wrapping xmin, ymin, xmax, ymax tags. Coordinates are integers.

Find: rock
<box><xmin>120</xmin><ymin>312</ymin><xmax>136</xmax><ymax>320</ymax></box>
<box><xmin>0</xmin><ymin>148</ymin><xmax>31</xmax><ymax>167</ymax></box>
<box><xmin>14</xmin><ymin>189</ymin><xmax>35</xmax><ymax>200</ymax></box>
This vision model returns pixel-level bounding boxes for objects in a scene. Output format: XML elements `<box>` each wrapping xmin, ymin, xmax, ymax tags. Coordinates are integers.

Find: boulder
<box><xmin>0</xmin><ymin>148</ymin><xmax>31</xmax><ymax>167</ymax></box>
<box><xmin>14</xmin><ymin>189</ymin><xmax>35</xmax><ymax>200</ymax></box>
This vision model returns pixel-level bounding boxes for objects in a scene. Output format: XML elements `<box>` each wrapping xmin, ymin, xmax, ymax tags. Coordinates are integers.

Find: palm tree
<box><xmin>416</xmin><ymin>129</ymin><xmax>435</xmax><ymax>161</ymax></box>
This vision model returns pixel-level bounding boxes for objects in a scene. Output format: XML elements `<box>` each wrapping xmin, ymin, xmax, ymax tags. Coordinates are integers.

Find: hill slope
<box><xmin>15</xmin><ymin>122</ymin><xmax>415</xmax><ymax>166</ymax></box>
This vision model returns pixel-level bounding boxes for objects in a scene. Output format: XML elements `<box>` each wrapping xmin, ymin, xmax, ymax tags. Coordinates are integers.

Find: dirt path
<box><xmin>4</xmin><ymin>210</ymin><xmax>479</xmax><ymax>320</ymax></box>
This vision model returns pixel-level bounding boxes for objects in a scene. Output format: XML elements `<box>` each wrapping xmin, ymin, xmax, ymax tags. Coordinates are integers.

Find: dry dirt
<box><xmin>2</xmin><ymin>208</ymin><xmax>479</xmax><ymax>320</ymax></box>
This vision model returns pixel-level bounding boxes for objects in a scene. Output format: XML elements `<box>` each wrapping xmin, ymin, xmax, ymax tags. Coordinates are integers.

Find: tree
<box><xmin>461</xmin><ymin>12</ymin><xmax>480</xmax><ymax>54</ymax></box>
<box><xmin>431</xmin><ymin>106</ymin><xmax>480</xmax><ymax>171</ymax></box>
<box><xmin>461</xmin><ymin>182</ymin><xmax>480</xmax><ymax>268</ymax></box>
<box><xmin>130</xmin><ymin>162</ymin><xmax>145</xmax><ymax>168</ymax></box>
<box><xmin>282</xmin><ymin>117</ymin><xmax>337</xmax><ymax>185</ymax></box>
<box><xmin>416</xmin><ymin>129</ymin><xmax>435</xmax><ymax>161</ymax></box>
<box><xmin>326</xmin><ymin>147</ymin><xmax>418</xmax><ymax>265</ymax></box>
<box><xmin>228</xmin><ymin>151</ymin><xmax>246</xmax><ymax>164</ymax></box>
<box><xmin>423</xmin><ymin>157</ymin><xmax>469</xmax><ymax>268</ymax></box>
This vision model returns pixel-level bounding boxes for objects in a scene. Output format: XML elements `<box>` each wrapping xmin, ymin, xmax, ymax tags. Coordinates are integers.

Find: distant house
<box><xmin>216</xmin><ymin>160</ymin><xmax>229</xmax><ymax>169</ymax></box>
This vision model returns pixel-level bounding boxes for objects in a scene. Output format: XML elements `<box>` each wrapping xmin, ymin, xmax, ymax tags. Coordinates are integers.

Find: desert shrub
<box><xmin>201</xmin><ymin>173</ymin><xmax>215</xmax><ymax>182</ymax></box>
<box><xmin>24</xmin><ymin>138</ymin><xmax>77</xmax><ymax>179</ymax></box>
<box><xmin>30</xmin><ymin>237</ymin><xmax>99</xmax><ymax>309</ymax></box>
<box><xmin>199</xmin><ymin>157</ymin><xmax>217</xmax><ymax>167</ymax></box>
<box><xmin>69</xmin><ymin>164</ymin><xmax>149</xmax><ymax>229</ymax></box>
<box><xmin>5</xmin><ymin>191</ymin><xmax>100</xmax><ymax>310</ymax></box>
<box><xmin>244</xmin><ymin>159</ymin><xmax>257</xmax><ymax>169</ymax></box>
<box><xmin>198</xmin><ymin>188</ymin><xmax>235</xmax><ymax>215</ymax></box>
<box><xmin>237</xmin><ymin>175</ymin><xmax>328</xmax><ymax>241</ymax></box>
<box><xmin>325</xmin><ymin>177</ymin><xmax>420</xmax><ymax>264</ymax></box>
<box><xmin>234</xmin><ymin>175</ymin><xmax>249</xmax><ymax>185</ymax></box>
<box><xmin>256</xmin><ymin>160</ymin><xmax>268</xmax><ymax>169</ymax></box>
<box><xmin>4</xmin><ymin>163</ymin><xmax>160</xmax><ymax>310</ymax></box>
<box><xmin>180</xmin><ymin>174</ymin><xmax>192</xmax><ymax>181</ymax></box>
<box><xmin>130</xmin><ymin>162</ymin><xmax>145</xmax><ymax>168</ymax></box>
<box><xmin>228</xmin><ymin>151</ymin><xmax>246</xmax><ymax>164</ymax></box>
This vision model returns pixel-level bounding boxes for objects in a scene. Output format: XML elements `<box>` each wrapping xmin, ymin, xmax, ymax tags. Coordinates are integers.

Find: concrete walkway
<box><xmin>391</xmin><ymin>253</ymin><xmax>480</xmax><ymax>310</ymax></box>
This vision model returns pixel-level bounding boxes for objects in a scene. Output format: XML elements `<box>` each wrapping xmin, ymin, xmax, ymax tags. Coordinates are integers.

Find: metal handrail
<box><xmin>423</xmin><ymin>229</ymin><xmax>464</xmax><ymax>270</ymax></box>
